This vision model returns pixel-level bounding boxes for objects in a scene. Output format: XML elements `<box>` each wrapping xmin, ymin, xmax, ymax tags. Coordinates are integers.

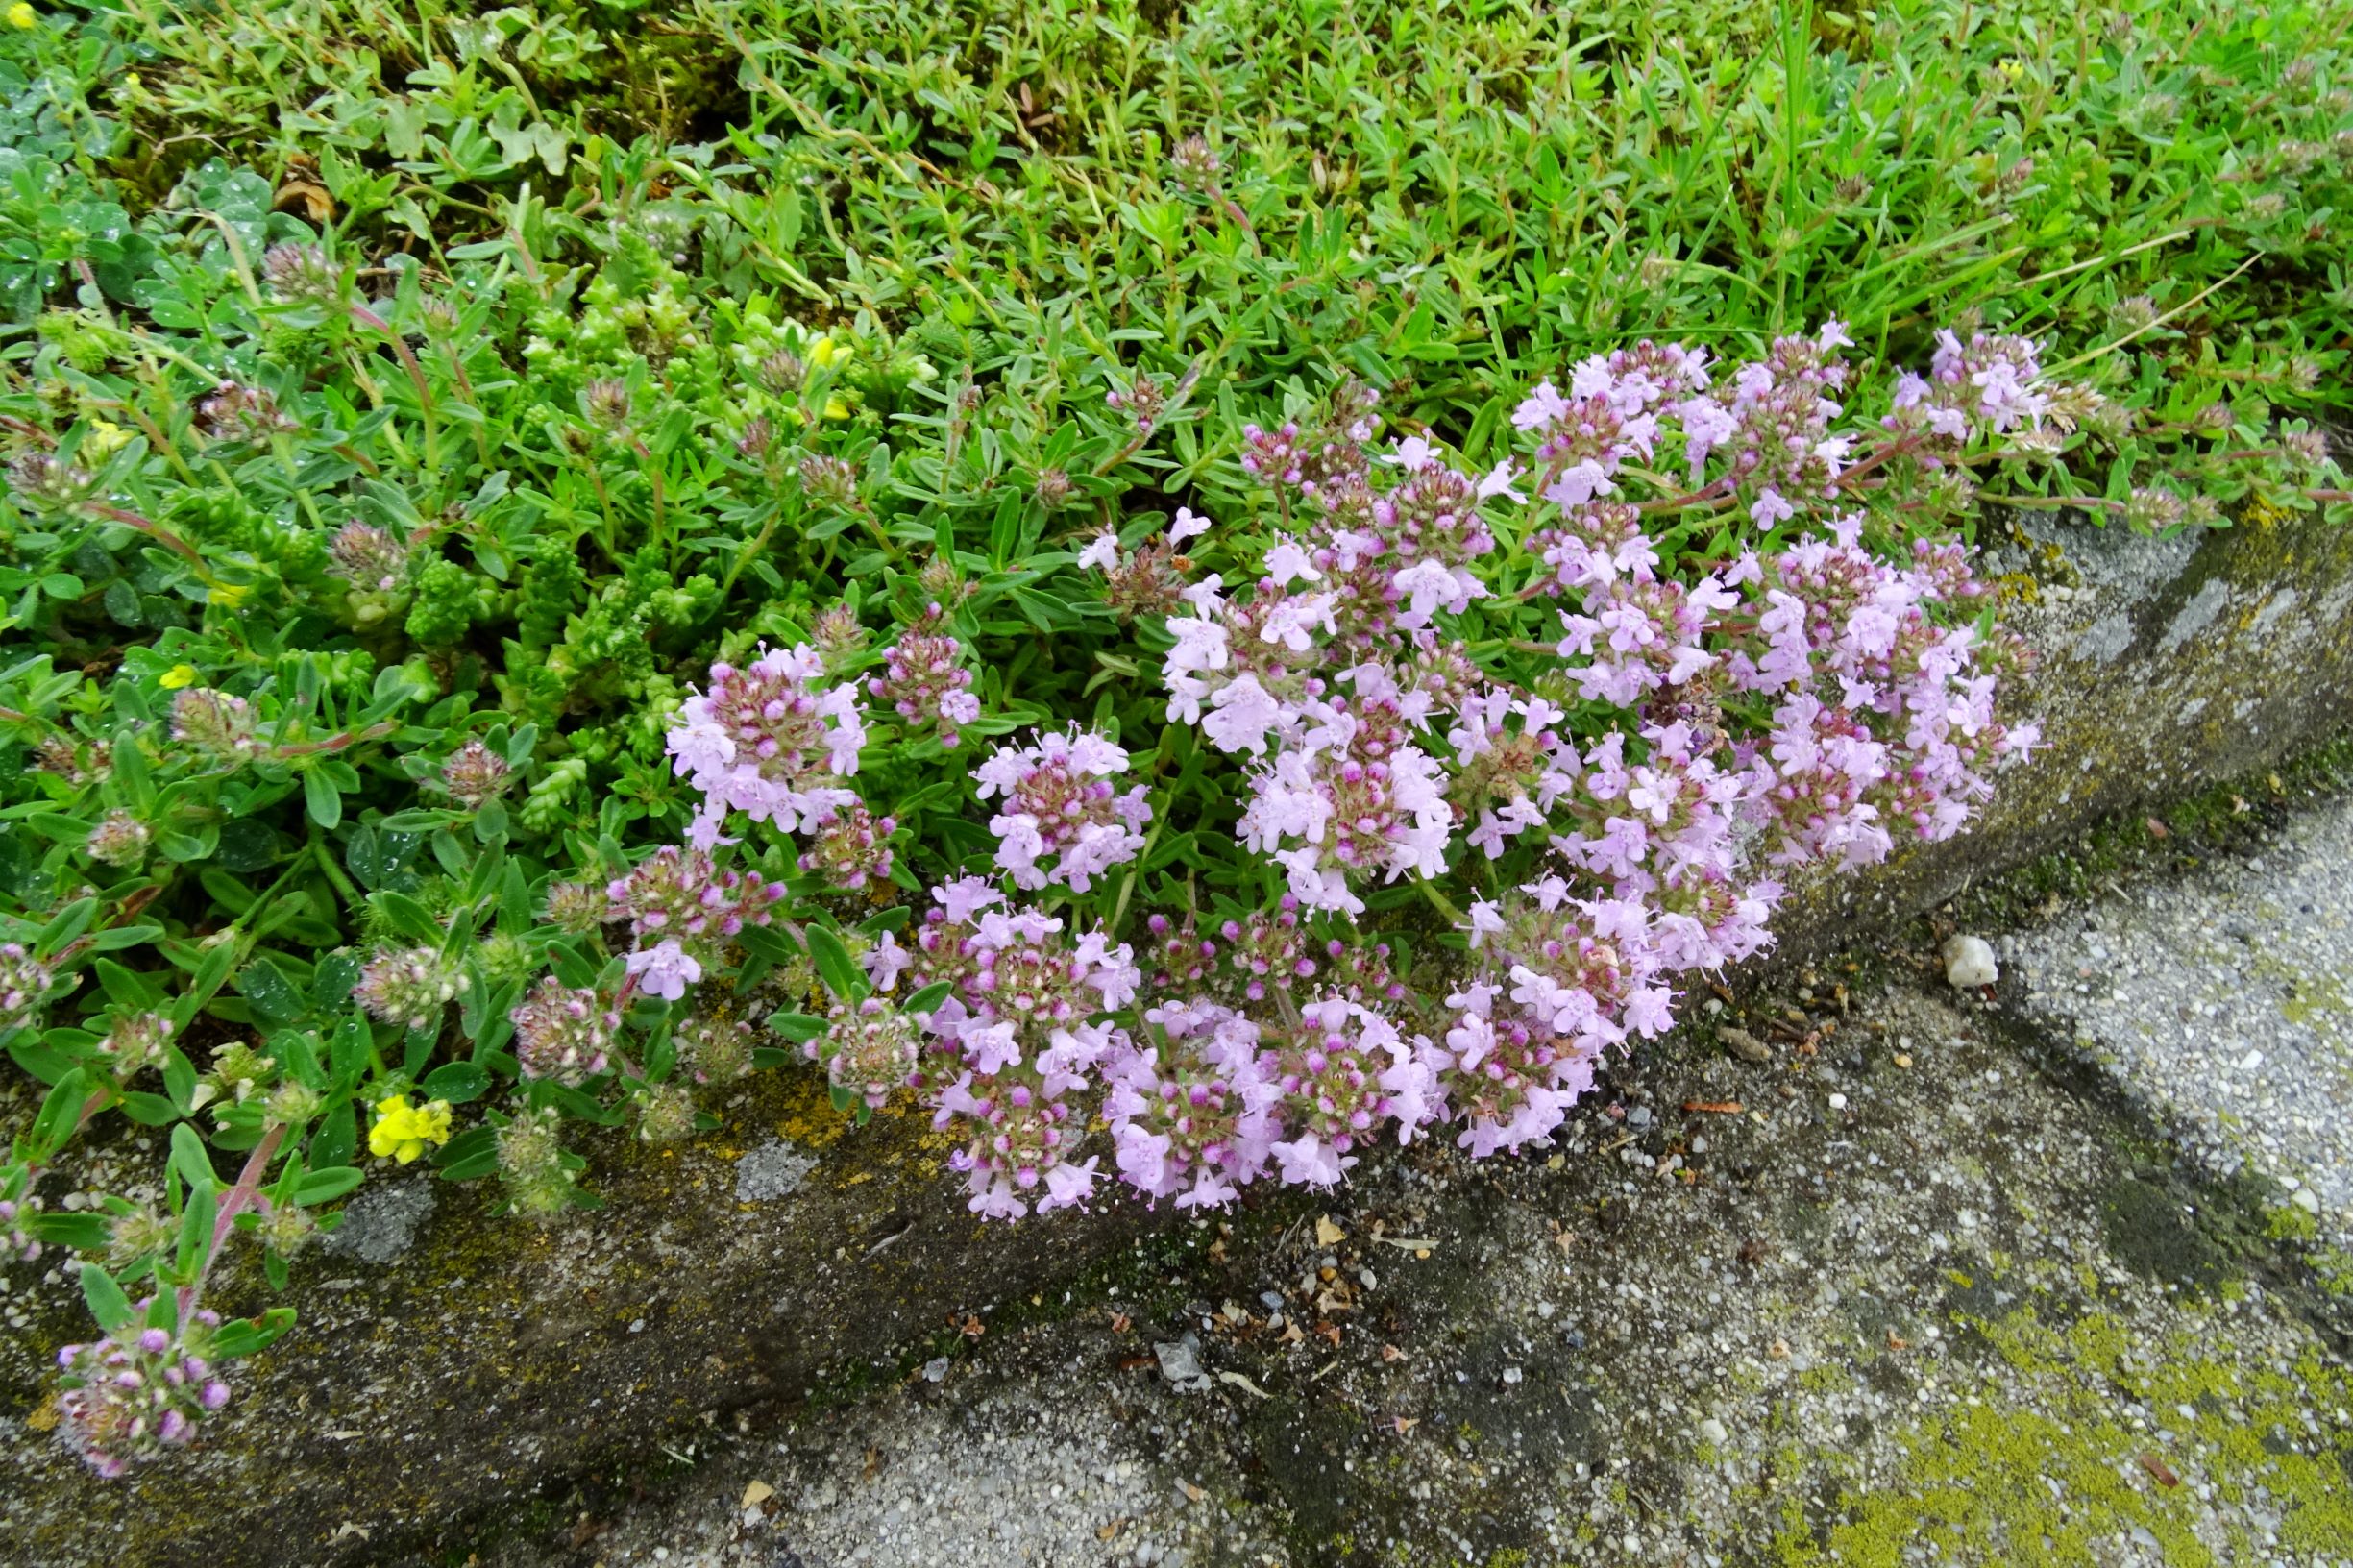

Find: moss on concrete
<box><xmin>1772</xmin><ymin>1307</ymin><xmax>2353</xmax><ymax>1565</ymax></box>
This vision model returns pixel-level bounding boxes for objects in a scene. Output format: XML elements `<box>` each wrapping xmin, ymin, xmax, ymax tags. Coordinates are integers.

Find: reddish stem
<box><xmin>176</xmin><ymin>1120</ymin><xmax>287</xmax><ymax>1319</ymax></box>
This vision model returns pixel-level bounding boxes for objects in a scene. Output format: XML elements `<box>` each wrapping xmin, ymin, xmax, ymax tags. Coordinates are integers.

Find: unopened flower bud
<box><xmin>258</xmin><ymin>1202</ymin><xmax>316</xmax><ymax>1259</ymax></box>
<box><xmin>437</xmin><ymin>739</ymin><xmax>512</xmax><ymax>809</ymax></box>
<box><xmin>634</xmin><ymin>1083</ymin><xmax>698</xmax><ymax>1145</ymax></box>
<box><xmin>582</xmin><ymin>378</ymin><xmax>632</xmax><ymax>430</ymax></box>
<box><xmin>327</xmin><ymin>520</ymin><xmax>410</xmax><ymax>597</ymax></box>
<box><xmin>2285</xmin><ymin>428</ymin><xmax>2332</xmax><ymax>466</ymax></box>
<box><xmin>1032</xmin><ymin>466</ymin><xmax>1072</xmax><ymax>509</ymax></box>
<box><xmin>0</xmin><ymin>1193</ymin><xmax>40</xmax><ymax>1262</ymax></box>
<box><xmin>97</xmin><ymin>1012</ymin><xmax>173</xmax><ymax>1079</ymax></box>
<box><xmin>497</xmin><ymin>1108</ymin><xmax>575</xmax><ymax>1219</ymax></box>
<box><xmin>261</xmin><ymin>242</ymin><xmax>340</xmax><ymax>305</ymax></box>
<box><xmin>758</xmin><ymin>350</ymin><xmax>806</xmax><ymax>394</ymax></box>
<box><xmin>0</xmin><ymin>941</ymin><xmax>53</xmax><ymax>1035</ymax></box>
<box><xmin>2124</xmin><ymin>486</ymin><xmax>2188</xmax><ymax>531</ymax></box>
<box><xmin>8</xmin><ymin>451</ymin><xmax>91</xmax><ymax>509</ymax></box>
<box><xmin>208</xmin><ymin>1041</ymin><xmax>276</xmax><ymax>1104</ymax></box>
<box><xmin>542</xmin><ymin>878</ymin><xmax>606</xmax><ymax>934</ymax></box>
<box><xmin>508</xmin><ymin>978</ymin><xmax>617</xmax><ymax>1086</ymax></box>
<box><xmin>675</xmin><ymin>1011</ymin><xmax>755</xmax><ymax>1085</ymax></box>
<box><xmin>917</xmin><ymin>555</ymin><xmax>963</xmax><ymax>602</ymax></box>
<box><xmin>107</xmin><ymin>1205</ymin><xmax>173</xmax><ymax>1265</ymax></box>
<box><xmin>193</xmin><ymin>382</ymin><xmax>298</xmax><ymax>444</ymax></box>
<box><xmin>264</xmin><ymin>1080</ymin><xmax>324</xmax><ymax>1126</ymax></box>
<box><xmin>1170</xmin><ymin>135</ymin><xmax>1222</xmax><ymax>190</ymax></box>
<box><xmin>86</xmin><ymin>810</ymin><xmax>149</xmax><ymax>869</ymax></box>
<box><xmin>798</xmin><ymin>453</ymin><xmax>859</xmax><ymax>508</ymax></box>
<box><xmin>354</xmin><ymin>945</ymin><xmax>468</xmax><ymax>1032</ymax></box>
<box><xmin>811</xmin><ymin>603</ymin><xmax>870</xmax><ymax>672</ymax></box>
<box><xmin>170</xmin><ymin>688</ymin><xmax>260</xmax><ymax>761</ymax></box>
<box><xmin>814</xmin><ymin>998</ymin><xmax>919</xmax><ymax>1110</ymax></box>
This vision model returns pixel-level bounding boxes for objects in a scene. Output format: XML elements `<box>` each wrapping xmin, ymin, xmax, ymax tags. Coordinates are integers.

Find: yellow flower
<box><xmin>368</xmin><ymin>1094</ymin><xmax>454</xmax><ymax>1164</ymax></box>
<box><xmin>823</xmin><ymin>395</ymin><xmax>851</xmax><ymax>421</ymax></box>
<box><xmin>7</xmin><ymin>4</ymin><xmax>37</xmax><ymax>29</ymax></box>
<box><xmin>159</xmin><ymin>663</ymin><xmax>197</xmax><ymax>689</ymax></box>
<box><xmin>208</xmin><ymin>582</ymin><xmax>251</xmax><ymax>608</ymax></box>
<box><xmin>84</xmin><ymin>420</ymin><xmax>128</xmax><ymax>459</ymax></box>
<box><xmin>805</xmin><ymin>334</ymin><xmax>844</xmax><ymax>369</ymax></box>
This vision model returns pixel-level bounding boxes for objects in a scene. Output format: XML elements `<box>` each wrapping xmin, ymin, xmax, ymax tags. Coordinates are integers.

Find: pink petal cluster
<box><xmin>1101</xmin><ymin>999</ymin><xmax>1284</xmax><ymax>1209</ymax></box>
<box><xmin>667</xmin><ymin>644</ymin><xmax>867</xmax><ymax>848</ymax></box>
<box><xmin>973</xmin><ymin>727</ymin><xmax>1152</xmax><ymax>892</ymax></box>
<box><xmin>55</xmin><ymin>1308</ymin><xmax>230</xmax><ymax>1478</ymax></box>
<box><xmin>869</xmin><ymin>605</ymin><xmax>983</xmax><ymax>748</ymax></box>
<box><xmin>867</xmin><ymin>880</ymin><xmax>1140</xmax><ymax>1219</ymax></box>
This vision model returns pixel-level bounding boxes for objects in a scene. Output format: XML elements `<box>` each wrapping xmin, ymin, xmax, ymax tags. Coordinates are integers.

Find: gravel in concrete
<box><xmin>2008</xmin><ymin>797</ymin><xmax>2353</xmax><ymax>1242</ymax></box>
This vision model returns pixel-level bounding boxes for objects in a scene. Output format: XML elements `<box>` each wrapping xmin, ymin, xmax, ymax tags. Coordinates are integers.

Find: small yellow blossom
<box><xmin>208</xmin><ymin>582</ymin><xmax>251</xmax><ymax>608</ymax></box>
<box><xmin>806</xmin><ymin>334</ymin><xmax>844</xmax><ymax>369</ymax></box>
<box><xmin>823</xmin><ymin>395</ymin><xmax>851</xmax><ymax>421</ymax></box>
<box><xmin>8</xmin><ymin>4</ymin><xmax>37</xmax><ymax>30</ymax></box>
<box><xmin>368</xmin><ymin>1094</ymin><xmax>453</xmax><ymax>1164</ymax></box>
<box><xmin>83</xmin><ymin>420</ymin><xmax>128</xmax><ymax>459</ymax></box>
<box><xmin>159</xmin><ymin>663</ymin><xmax>197</xmax><ymax>689</ymax></box>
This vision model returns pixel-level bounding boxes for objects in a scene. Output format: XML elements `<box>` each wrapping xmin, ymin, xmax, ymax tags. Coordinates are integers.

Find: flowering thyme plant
<box><xmin>483</xmin><ymin>324</ymin><xmax>2044</xmax><ymax>1230</ymax></box>
<box><xmin>0</xmin><ymin>316</ymin><xmax>2241</xmax><ymax>1477</ymax></box>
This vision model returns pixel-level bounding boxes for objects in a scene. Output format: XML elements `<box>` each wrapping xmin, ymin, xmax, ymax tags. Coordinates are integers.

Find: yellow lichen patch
<box><xmin>1773</xmin><ymin>1307</ymin><xmax>2353</xmax><ymax>1565</ymax></box>
<box><xmin>770</xmin><ymin>1069</ymin><xmax>853</xmax><ymax>1150</ymax></box>
<box><xmin>25</xmin><ymin>1392</ymin><xmax>58</xmax><ymax>1432</ymax></box>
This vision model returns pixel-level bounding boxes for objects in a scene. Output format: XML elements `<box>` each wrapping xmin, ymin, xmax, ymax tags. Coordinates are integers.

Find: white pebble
<box><xmin>1942</xmin><ymin>934</ymin><xmax>1999</xmax><ymax>988</ymax></box>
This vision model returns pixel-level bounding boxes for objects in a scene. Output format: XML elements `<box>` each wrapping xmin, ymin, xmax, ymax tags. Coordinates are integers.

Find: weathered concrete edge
<box><xmin>4</xmin><ymin>511</ymin><xmax>2353</xmax><ymax>1568</ymax></box>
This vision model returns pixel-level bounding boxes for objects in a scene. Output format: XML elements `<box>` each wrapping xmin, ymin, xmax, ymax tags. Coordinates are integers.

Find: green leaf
<box><xmin>27</xmin><ymin>1069</ymin><xmax>91</xmax><ymax>1160</ymax></box>
<box><xmin>170</xmin><ymin>1124</ymin><xmax>219</xmax><ymax>1191</ymax></box>
<box><xmin>176</xmin><ymin>1179</ymin><xmax>215</xmax><ymax>1276</ymax></box>
<box><xmin>29</xmin><ymin>1211</ymin><xmax>110</xmax><ymax>1250</ymax></box>
<box><xmin>432</xmin><ymin>1124</ymin><xmax>499</xmax><ymax>1180</ymax></box>
<box><xmin>305</xmin><ymin>771</ymin><xmax>342</xmax><ymax>829</ymax></box>
<box><xmin>180</xmin><ymin>941</ymin><xmax>237</xmax><ymax>1021</ymax></box>
<box><xmin>806</xmin><ymin>924</ymin><xmax>862</xmax><ymax>1002</ymax></box>
<box><xmin>372</xmin><ymin>891</ymin><xmax>445</xmax><ymax>944</ymax></box>
<box><xmin>35</xmin><ymin>896</ymin><xmax>97</xmax><ymax>958</ymax></box>
<box><xmin>738</xmin><ymin>923</ymin><xmax>801</xmax><ymax>965</ymax></box>
<box><xmin>119</xmin><ymin>1090</ymin><xmax>182</xmax><ymax>1126</ymax></box>
<box><xmin>292</xmin><ymin>1166</ymin><xmax>365</xmax><ymax>1205</ymax></box>
<box><xmin>89</xmin><ymin>922</ymin><xmax>164</xmax><ymax>951</ymax></box>
<box><xmin>208</xmin><ymin>1307</ymin><xmax>297</xmax><ymax>1360</ymax></box>
<box><xmin>421</xmin><ymin>1060</ymin><xmax>490</xmax><ymax>1103</ymax></box>
<box><xmin>378</xmin><ymin>809</ymin><xmax>451</xmax><ymax>832</ymax></box>
<box><xmin>234</xmin><ymin>957</ymin><xmax>305</xmax><ymax>1025</ymax></box>
<box><xmin>80</xmin><ymin>1262</ymin><xmax>135</xmax><ymax>1332</ymax></box>
<box><xmin>766</xmin><ymin>1011</ymin><xmax>825</xmax><ymax>1042</ymax></box>
<box><xmin>904</xmin><ymin>979</ymin><xmax>953</xmax><ymax>1015</ymax></box>
<box><xmin>309</xmin><ymin>1101</ymin><xmax>356</xmax><ymax>1170</ymax></box>
<box><xmin>94</xmin><ymin>958</ymin><xmax>156</xmax><ymax>1008</ymax></box>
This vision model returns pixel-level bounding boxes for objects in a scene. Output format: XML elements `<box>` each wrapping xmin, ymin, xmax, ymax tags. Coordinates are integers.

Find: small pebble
<box><xmin>1942</xmin><ymin>934</ymin><xmax>1999</xmax><ymax>988</ymax></box>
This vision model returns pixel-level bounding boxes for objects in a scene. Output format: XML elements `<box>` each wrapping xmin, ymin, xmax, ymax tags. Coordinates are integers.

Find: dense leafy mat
<box><xmin>0</xmin><ymin>0</ymin><xmax>2347</xmax><ymax>1482</ymax></box>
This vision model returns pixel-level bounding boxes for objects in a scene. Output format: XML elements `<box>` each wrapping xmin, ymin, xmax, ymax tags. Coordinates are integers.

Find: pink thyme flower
<box><xmin>667</xmin><ymin>643</ymin><xmax>867</xmax><ymax>847</ymax></box>
<box><xmin>869</xmin><ymin>605</ymin><xmax>982</xmax><ymax>748</ymax></box>
<box><xmin>810</xmin><ymin>997</ymin><xmax>920</xmax><ymax>1109</ymax></box>
<box><xmin>972</xmin><ymin>727</ymin><xmax>1152</xmax><ymax>892</ymax></box>
<box><xmin>53</xmin><ymin>1304</ymin><xmax>228</xmax><ymax>1477</ymax></box>
<box><xmin>508</xmin><ymin>979</ymin><xmax>618</xmax><ymax>1085</ymax></box>
<box><xmin>798</xmin><ymin>799</ymin><xmax>897</xmax><ymax>892</ymax></box>
<box><xmin>605</xmin><ymin>845</ymin><xmax>786</xmax><ymax>961</ymax></box>
<box><xmin>1101</xmin><ymin>1000</ymin><xmax>1283</xmax><ymax>1209</ymax></box>
<box><xmin>625</xmin><ymin>939</ymin><xmax>702</xmax><ymax>1002</ymax></box>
